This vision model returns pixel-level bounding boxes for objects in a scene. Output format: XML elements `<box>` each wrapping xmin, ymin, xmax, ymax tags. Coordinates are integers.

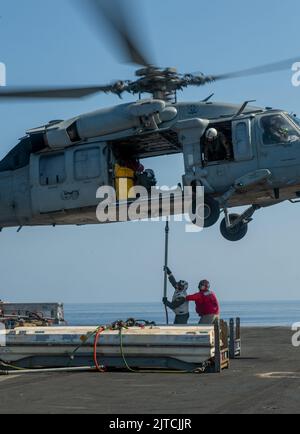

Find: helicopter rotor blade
<box><xmin>0</xmin><ymin>85</ymin><xmax>118</xmax><ymax>99</ymax></box>
<box><xmin>74</xmin><ymin>0</ymin><xmax>154</xmax><ymax>67</ymax></box>
<box><xmin>193</xmin><ymin>57</ymin><xmax>300</xmax><ymax>83</ymax></box>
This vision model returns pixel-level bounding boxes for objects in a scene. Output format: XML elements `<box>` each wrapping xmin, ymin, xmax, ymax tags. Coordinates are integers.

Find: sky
<box><xmin>0</xmin><ymin>0</ymin><xmax>300</xmax><ymax>303</ymax></box>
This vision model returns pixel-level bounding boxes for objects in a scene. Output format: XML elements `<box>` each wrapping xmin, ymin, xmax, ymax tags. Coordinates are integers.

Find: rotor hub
<box><xmin>135</xmin><ymin>66</ymin><xmax>178</xmax><ymax>78</ymax></box>
<box><xmin>132</xmin><ymin>67</ymin><xmax>183</xmax><ymax>100</ymax></box>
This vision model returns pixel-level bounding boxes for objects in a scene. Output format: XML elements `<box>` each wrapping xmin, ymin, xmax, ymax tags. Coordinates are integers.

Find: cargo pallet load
<box><xmin>0</xmin><ymin>319</ymin><xmax>241</xmax><ymax>374</ymax></box>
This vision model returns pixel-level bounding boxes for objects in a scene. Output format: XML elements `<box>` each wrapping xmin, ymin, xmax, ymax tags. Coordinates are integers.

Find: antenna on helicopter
<box><xmin>202</xmin><ymin>94</ymin><xmax>215</xmax><ymax>103</ymax></box>
<box><xmin>234</xmin><ymin>100</ymin><xmax>257</xmax><ymax>118</ymax></box>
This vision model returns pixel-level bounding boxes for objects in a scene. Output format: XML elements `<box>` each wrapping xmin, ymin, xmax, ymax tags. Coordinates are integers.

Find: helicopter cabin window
<box><xmin>261</xmin><ymin>114</ymin><xmax>300</xmax><ymax>146</ymax></box>
<box><xmin>40</xmin><ymin>153</ymin><xmax>66</xmax><ymax>186</ymax></box>
<box><xmin>201</xmin><ymin>121</ymin><xmax>233</xmax><ymax>164</ymax></box>
<box><xmin>74</xmin><ymin>148</ymin><xmax>101</xmax><ymax>181</ymax></box>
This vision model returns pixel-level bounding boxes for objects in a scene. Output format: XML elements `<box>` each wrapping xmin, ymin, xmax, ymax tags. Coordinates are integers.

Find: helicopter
<box><xmin>1</xmin><ymin>0</ymin><xmax>300</xmax><ymax>242</ymax></box>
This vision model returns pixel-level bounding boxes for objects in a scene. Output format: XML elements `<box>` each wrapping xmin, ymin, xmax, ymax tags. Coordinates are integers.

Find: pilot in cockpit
<box><xmin>262</xmin><ymin>115</ymin><xmax>289</xmax><ymax>145</ymax></box>
<box><xmin>261</xmin><ymin>114</ymin><xmax>300</xmax><ymax>145</ymax></box>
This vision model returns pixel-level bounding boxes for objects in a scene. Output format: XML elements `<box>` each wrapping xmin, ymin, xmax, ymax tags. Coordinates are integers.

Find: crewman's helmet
<box><xmin>145</xmin><ymin>169</ymin><xmax>155</xmax><ymax>179</ymax></box>
<box><xmin>199</xmin><ymin>280</ymin><xmax>211</xmax><ymax>291</ymax></box>
<box><xmin>205</xmin><ymin>128</ymin><xmax>218</xmax><ymax>142</ymax></box>
<box><xmin>177</xmin><ymin>280</ymin><xmax>189</xmax><ymax>291</ymax></box>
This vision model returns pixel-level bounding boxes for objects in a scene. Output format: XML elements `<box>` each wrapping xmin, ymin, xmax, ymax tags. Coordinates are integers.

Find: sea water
<box><xmin>64</xmin><ymin>300</ymin><xmax>300</xmax><ymax>327</ymax></box>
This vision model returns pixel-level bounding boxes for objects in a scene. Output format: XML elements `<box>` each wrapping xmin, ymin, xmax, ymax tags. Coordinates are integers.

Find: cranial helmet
<box><xmin>199</xmin><ymin>280</ymin><xmax>210</xmax><ymax>291</ymax></box>
<box><xmin>205</xmin><ymin>128</ymin><xmax>218</xmax><ymax>141</ymax></box>
<box><xmin>178</xmin><ymin>280</ymin><xmax>189</xmax><ymax>291</ymax></box>
<box><xmin>145</xmin><ymin>169</ymin><xmax>155</xmax><ymax>179</ymax></box>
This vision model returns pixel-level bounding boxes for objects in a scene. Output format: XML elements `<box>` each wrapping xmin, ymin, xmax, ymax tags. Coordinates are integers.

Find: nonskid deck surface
<box><xmin>0</xmin><ymin>328</ymin><xmax>299</xmax><ymax>414</ymax></box>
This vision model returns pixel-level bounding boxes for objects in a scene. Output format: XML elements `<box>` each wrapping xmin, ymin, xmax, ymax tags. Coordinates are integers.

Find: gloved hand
<box><xmin>164</xmin><ymin>266</ymin><xmax>172</xmax><ymax>276</ymax></box>
<box><xmin>162</xmin><ymin>297</ymin><xmax>168</xmax><ymax>305</ymax></box>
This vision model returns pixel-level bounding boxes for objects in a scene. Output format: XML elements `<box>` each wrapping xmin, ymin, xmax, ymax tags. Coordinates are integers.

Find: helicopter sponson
<box><xmin>27</xmin><ymin>99</ymin><xmax>178</xmax><ymax>150</ymax></box>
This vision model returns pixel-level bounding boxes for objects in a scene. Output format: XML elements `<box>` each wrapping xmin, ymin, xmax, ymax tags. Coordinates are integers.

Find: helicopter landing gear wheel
<box><xmin>189</xmin><ymin>195</ymin><xmax>220</xmax><ymax>228</ymax></box>
<box><xmin>203</xmin><ymin>196</ymin><xmax>221</xmax><ymax>228</ymax></box>
<box><xmin>220</xmin><ymin>213</ymin><xmax>248</xmax><ymax>242</ymax></box>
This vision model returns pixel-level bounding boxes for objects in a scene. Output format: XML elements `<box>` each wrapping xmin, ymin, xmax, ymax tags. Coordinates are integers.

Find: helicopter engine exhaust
<box><xmin>36</xmin><ymin>100</ymin><xmax>177</xmax><ymax>150</ymax></box>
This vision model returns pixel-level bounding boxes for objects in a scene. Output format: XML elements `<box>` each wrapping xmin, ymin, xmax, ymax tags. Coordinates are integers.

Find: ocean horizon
<box><xmin>64</xmin><ymin>300</ymin><xmax>300</xmax><ymax>327</ymax></box>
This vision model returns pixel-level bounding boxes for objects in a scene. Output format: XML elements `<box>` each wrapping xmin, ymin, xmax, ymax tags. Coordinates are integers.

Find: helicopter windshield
<box><xmin>0</xmin><ymin>138</ymin><xmax>32</xmax><ymax>172</ymax></box>
<box><xmin>261</xmin><ymin>114</ymin><xmax>300</xmax><ymax>145</ymax></box>
<box><xmin>289</xmin><ymin>115</ymin><xmax>300</xmax><ymax>128</ymax></box>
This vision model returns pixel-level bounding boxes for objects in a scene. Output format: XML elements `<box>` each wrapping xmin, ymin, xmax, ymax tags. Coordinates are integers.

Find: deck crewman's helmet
<box><xmin>199</xmin><ymin>280</ymin><xmax>211</xmax><ymax>292</ymax></box>
<box><xmin>177</xmin><ymin>280</ymin><xmax>188</xmax><ymax>292</ymax></box>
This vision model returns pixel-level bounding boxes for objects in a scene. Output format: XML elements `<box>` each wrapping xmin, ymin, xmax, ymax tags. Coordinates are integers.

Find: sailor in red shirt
<box><xmin>186</xmin><ymin>280</ymin><xmax>220</xmax><ymax>325</ymax></box>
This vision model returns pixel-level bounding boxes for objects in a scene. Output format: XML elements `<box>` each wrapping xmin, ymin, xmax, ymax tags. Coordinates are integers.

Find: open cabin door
<box><xmin>203</xmin><ymin>117</ymin><xmax>256</xmax><ymax>190</ymax></box>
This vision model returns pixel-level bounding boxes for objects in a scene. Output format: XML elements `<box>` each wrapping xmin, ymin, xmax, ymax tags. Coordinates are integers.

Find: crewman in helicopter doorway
<box><xmin>163</xmin><ymin>267</ymin><xmax>190</xmax><ymax>325</ymax></box>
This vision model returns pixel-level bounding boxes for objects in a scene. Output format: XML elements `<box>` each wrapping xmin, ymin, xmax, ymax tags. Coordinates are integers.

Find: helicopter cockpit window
<box><xmin>40</xmin><ymin>154</ymin><xmax>66</xmax><ymax>186</ymax></box>
<box><xmin>261</xmin><ymin>114</ymin><xmax>300</xmax><ymax>146</ymax></box>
